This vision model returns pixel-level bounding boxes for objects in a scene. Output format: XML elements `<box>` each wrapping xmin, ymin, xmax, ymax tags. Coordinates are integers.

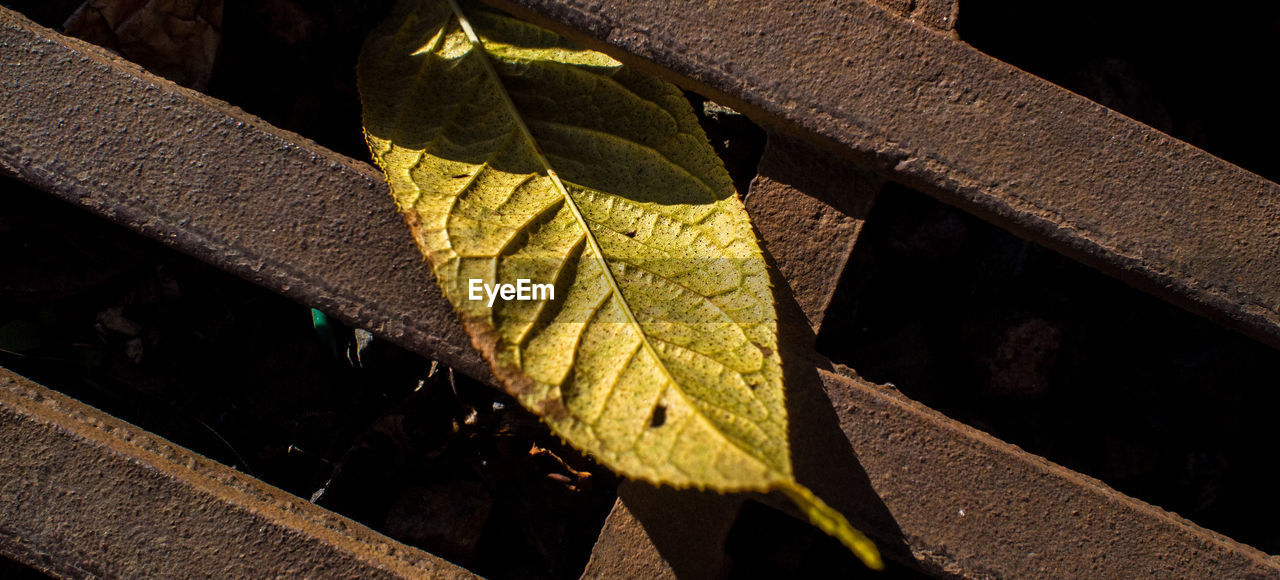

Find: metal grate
<box><xmin>2</xmin><ymin>1</ymin><xmax>1278</xmax><ymax>577</ymax></box>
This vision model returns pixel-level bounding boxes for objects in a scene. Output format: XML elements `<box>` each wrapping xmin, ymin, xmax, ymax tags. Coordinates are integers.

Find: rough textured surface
<box><xmin>746</xmin><ymin>134</ymin><xmax>881</xmax><ymax>330</ymax></box>
<box><xmin>583</xmin><ymin>127</ymin><xmax>1280</xmax><ymax>577</ymax></box>
<box><xmin>580</xmin><ymin>488</ymin><xmax>680</xmax><ymax>579</ymax></box>
<box><xmin>5</xmin><ymin>3</ymin><xmax>1280</xmax><ymax>579</ymax></box>
<box><xmin>582</xmin><ymin>131</ymin><xmax>887</xmax><ymax>575</ymax></box>
<box><xmin>816</xmin><ymin>367</ymin><xmax>1280</xmax><ymax>578</ymax></box>
<box><xmin>586</xmin><ymin>162</ymin><xmax>1280</xmax><ymax>577</ymax></box>
<box><xmin>0</xmin><ymin>6</ymin><xmax>488</xmax><ymax>381</ymax></box>
<box><xmin>863</xmin><ymin>0</ymin><xmax>958</xmax><ymax>32</ymax></box>
<box><xmin>584</xmin><ymin>364</ymin><xmax>1280</xmax><ymax>579</ymax></box>
<box><xmin>582</xmin><ymin>481</ymin><xmax>745</xmax><ymax>579</ymax></box>
<box><xmin>0</xmin><ymin>367</ymin><xmax>473</xmax><ymax>579</ymax></box>
<box><xmin>477</xmin><ymin>0</ymin><xmax>1280</xmax><ymax>351</ymax></box>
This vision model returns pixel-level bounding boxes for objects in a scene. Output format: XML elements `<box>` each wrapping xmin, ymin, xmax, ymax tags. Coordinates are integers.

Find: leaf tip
<box><xmin>781</xmin><ymin>482</ymin><xmax>884</xmax><ymax>570</ymax></box>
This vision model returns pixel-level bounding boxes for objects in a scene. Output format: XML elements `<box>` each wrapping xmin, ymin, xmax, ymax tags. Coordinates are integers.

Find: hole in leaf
<box><xmin>649</xmin><ymin>404</ymin><xmax>667</xmax><ymax>428</ymax></box>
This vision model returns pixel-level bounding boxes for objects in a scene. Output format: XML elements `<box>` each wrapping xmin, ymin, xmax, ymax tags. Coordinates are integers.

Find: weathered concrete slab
<box><xmin>479</xmin><ymin>0</ymin><xmax>1280</xmax><ymax>351</ymax></box>
<box><xmin>0</xmin><ymin>367</ymin><xmax>473</xmax><ymax>579</ymax></box>
<box><xmin>0</xmin><ymin>6</ymin><xmax>488</xmax><ymax>381</ymax></box>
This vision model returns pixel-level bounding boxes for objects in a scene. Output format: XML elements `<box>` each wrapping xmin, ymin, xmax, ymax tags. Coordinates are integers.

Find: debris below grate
<box><xmin>819</xmin><ymin>184</ymin><xmax>1280</xmax><ymax>555</ymax></box>
<box><xmin>0</xmin><ymin>177</ymin><xmax>618</xmax><ymax>579</ymax></box>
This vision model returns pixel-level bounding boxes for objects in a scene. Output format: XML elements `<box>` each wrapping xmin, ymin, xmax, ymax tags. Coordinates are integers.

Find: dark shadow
<box><xmin>207</xmin><ymin>0</ymin><xmax>398</xmax><ymax>160</ymax></box>
<box><xmin>819</xmin><ymin>183</ymin><xmax>1280</xmax><ymax>556</ymax></box>
<box><xmin>0</xmin><ymin>553</ymin><xmax>51</xmax><ymax>580</ymax></box>
<box><xmin>724</xmin><ymin>501</ymin><xmax>931</xmax><ymax>579</ymax></box>
<box><xmin>0</xmin><ymin>0</ymin><xmax>84</xmax><ymax>29</ymax></box>
<box><xmin>762</xmin><ymin>252</ymin><xmax>913</xmax><ymax>572</ymax></box>
<box><xmin>618</xmin><ymin>483</ymin><xmax>743</xmax><ymax>579</ymax></box>
<box><xmin>0</xmin><ymin>175</ymin><xmax>618</xmax><ymax>580</ymax></box>
<box><xmin>957</xmin><ymin>0</ymin><xmax>1280</xmax><ymax>184</ymax></box>
<box><xmin>618</xmin><ymin>239</ymin><xmax>913</xmax><ymax>578</ymax></box>
<box><xmin>359</xmin><ymin>1</ymin><xmax>741</xmax><ymax>208</ymax></box>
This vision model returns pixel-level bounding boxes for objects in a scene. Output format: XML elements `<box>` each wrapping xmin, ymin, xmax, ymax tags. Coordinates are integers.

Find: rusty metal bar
<box><xmin>583</xmin><ymin>131</ymin><xmax>1280</xmax><ymax>579</ymax></box>
<box><xmin>479</xmin><ymin>0</ymin><xmax>1280</xmax><ymax>351</ymax></box>
<box><xmin>0</xmin><ymin>6</ymin><xmax>488</xmax><ymax>381</ymax></box>
<box><xmin>4</xmin><ymin>5</ymin><xmax>1280</xmax><ymax>579</ymax></box>
<box><xmin>809</xmin><ymin>368</ymin><xmax>1279</xmax><ymax>578</ymax></box>
<box><xmin>583</xmin><ymin>367</ymin><xmax>1280</xmax><ymax>578</ymax></box>
<box><xmin>745</xmin><ymin>134</ymin><xmax>881</xmax><ymax>330</ymax></box>
<box><xmin>0</xmin><ymin>367</ymin><xmax>473</xmax><ymax>579</ymax></box>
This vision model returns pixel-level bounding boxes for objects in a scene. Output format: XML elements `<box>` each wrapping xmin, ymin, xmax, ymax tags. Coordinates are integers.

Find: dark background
<box><xmin>2</xmin><ymin>0</ymin><xmax>1277</xmax><ymax>577</ymax></box>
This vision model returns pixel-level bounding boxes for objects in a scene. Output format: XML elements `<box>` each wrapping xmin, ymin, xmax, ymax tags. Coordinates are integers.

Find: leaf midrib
<box><xmin>442</xmin><ymin>0</ymin><xmax>670</xmax><ymax>376</ymax></box>
<box><xmin>444</xmin><ymin>0</ymin><xmax>781</xmax><ymax>475</ymax></box>
<box><xmin>446</xmin><ymin>0</ymin><xmax>679</xmax><ymax>380</ymax></box>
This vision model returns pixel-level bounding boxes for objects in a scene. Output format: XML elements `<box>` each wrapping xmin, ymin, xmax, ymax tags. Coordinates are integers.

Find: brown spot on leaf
<box><xmin>757</xmin><ymin>343</ymin><xmax>773</xmax><ymax>357</ymax></box>
<box><xmin>623</xmin><ymin>229</ymin><xmax>637</xmax><ymax>238</ymax></box>
<box><xmin>539</xmin><ymin>396</ymin><xmax>569</xmax><ymax>422</ymax></box>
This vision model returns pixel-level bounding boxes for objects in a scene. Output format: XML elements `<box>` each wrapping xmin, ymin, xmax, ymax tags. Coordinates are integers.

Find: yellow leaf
<box><xmin>358</xmin><ymin>0</ymin><xmax>881</xmax><ymax>568</ymax></box>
